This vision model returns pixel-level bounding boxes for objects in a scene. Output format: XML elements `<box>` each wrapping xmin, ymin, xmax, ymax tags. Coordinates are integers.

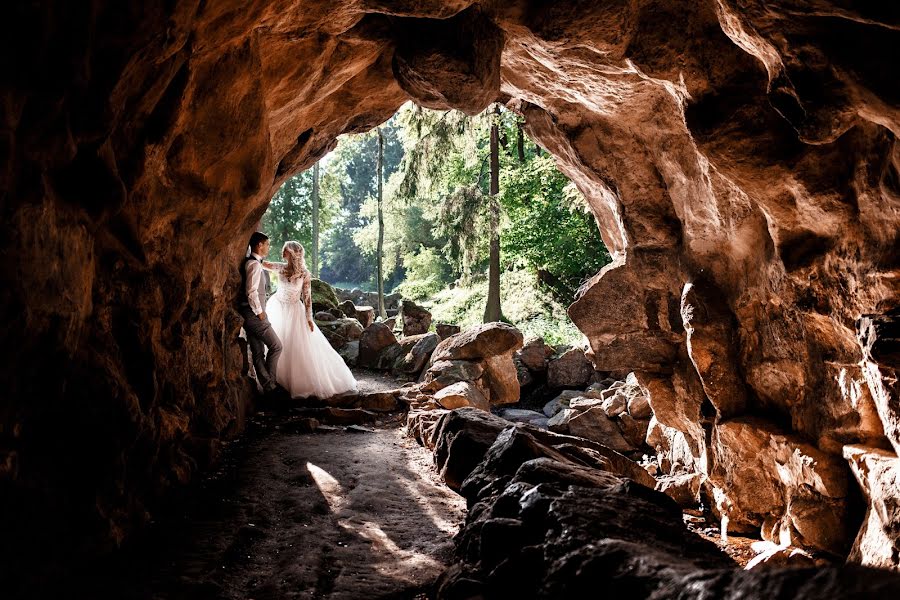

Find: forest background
<box><xmin>261</xmin><ymin>103</ymin><xmax>610</xmax><ymax>345</ymax></box>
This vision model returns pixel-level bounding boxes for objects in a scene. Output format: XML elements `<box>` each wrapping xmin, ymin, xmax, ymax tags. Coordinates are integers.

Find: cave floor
<box><xmin>67</xmin><ymin>370</ymin><xmax>466</xmax><ymax>600</ymax></box>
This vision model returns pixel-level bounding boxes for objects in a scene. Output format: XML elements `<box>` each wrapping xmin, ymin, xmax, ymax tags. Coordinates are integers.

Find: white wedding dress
<box><xmin>265</xmin><ymin>266</ymin><xmax>357</xmax><ymax>399</ymax></box>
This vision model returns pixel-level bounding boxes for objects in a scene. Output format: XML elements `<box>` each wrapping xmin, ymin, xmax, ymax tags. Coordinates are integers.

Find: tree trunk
<box><xmin>311</xmin><ymin>161</ymin><xmax>320</xmax><ymax>277</ymax></box>
<box><xmin>484</xmin><ymin>105</ymin><xmax>502</xmax><ymax>323</ymax></box>
<box><xmin>376</xmin><ymin>127</ymin><xmax>386</xmax><ymax>319</ymax></box>
<box><xmin>517</xmin><ymin>120</ymin><xmax>526</xmax><ymax>163</ymax></box>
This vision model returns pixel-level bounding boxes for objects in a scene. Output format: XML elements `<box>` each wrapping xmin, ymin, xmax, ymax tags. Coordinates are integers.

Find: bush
<box><xmin>393</xmin><ymin>246</ymin><xmax>450</xmax><ymax>300</ymax></box>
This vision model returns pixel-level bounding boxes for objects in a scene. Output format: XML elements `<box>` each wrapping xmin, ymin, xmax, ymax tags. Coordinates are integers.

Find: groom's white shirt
<box><xmin>247</xmin><ymin>252</ymin><xmax>265</xmax><ymax>315</ymax></box>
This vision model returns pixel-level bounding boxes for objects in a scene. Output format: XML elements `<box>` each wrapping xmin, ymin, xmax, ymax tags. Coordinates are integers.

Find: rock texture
<box><xmin>2</xmin><ymin>0</ymin><xmax>900</xmax><ymax>576</ymax></box>
<box><xmin>399</xmin><ymin>299</ymin><xmax>432</xmax><ymax>336</ymax></box>
<box><xmin>422</xmin><ymin>408</ymin><xmax>900</xmax><ymax>600</ymax></box>
<box><xmin>426</xmin><ymin>322</ymin><xmax>524</xmax><ymax>405</ymax></box>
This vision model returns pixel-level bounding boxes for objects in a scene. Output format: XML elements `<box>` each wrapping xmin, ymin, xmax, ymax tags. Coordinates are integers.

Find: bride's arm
<box><xmin>261</xmin><ymin>260</ymin><xmax>285</xmax><ymax>271</ymax></box>
<box><xmin>302</xmin><ymin>272</ymin><xmax>314</xmax><ymax>329</ymax></box>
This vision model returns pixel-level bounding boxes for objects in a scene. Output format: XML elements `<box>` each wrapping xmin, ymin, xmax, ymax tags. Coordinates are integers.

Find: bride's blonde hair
<box><xmin>281</xmin><ymin>241</ymin><xmax>309</xmax><ymax>282</ymax></box>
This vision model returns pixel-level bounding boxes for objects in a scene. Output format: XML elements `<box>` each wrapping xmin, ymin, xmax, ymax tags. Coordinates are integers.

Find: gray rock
<box><xmin>547</xmin><ymin>408</ymin><xmax>578</xmax><ymax>433</ymax></box>
<box><xmin>497</xmin><ymin>408</ymin><xmax>549</xmax><ymax>429</ymax></box>
<box><xmin>338</xmin><ymin>340</ymin><xmax>359</xmax><ymax>366</ymax></box>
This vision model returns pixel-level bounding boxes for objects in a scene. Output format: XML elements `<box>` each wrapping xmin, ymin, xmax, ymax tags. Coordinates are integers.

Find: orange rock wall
<box><xmin>1</xmin><ymin>0</ymin><xmax>898</xmax><ymax>567</ymax></box>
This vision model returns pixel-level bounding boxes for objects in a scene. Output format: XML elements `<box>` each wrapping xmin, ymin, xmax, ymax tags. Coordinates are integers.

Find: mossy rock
<box><xmin>311</xmin><ymin>278</ymin><xmax>339</xmax><ymax>312</ymax></box>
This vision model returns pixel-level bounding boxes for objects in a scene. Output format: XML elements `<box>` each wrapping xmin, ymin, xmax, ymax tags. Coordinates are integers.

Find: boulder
<box><xmin>547</xmin><ymin>408</ymin><xmax>578</xmax><ymax>433</ymax></box>
<box><xmin>436</xmin><ymin>323</ymin><xmax>461</xmax><ymax>339</ymax></box>
<box><xmin>599</xmin><ymin>393</ymin><xmax>628</xmax><ymax>417</ymax></box>
<box><xmin>542</xmin><ymin>388</ymin><xmax>604</xmax><ymax>417</ymax></box>
<box><xmin>392</xmin><ymin>332</ymin><xmax>440</xmax><ymax>377</ymax></box>
<box><xmin>338</xmin><ymin>299</ymin><xmax>356</xmax><ymax>318</ymax></box>
<box><xmin>422</xmin><ymin>359</ymin><xmax>485</xmax><ymax>392</ymax></box>
<box><xmin>355</xmin><ymin>305</ymin><xmax>375</xmax><ymax>328</ymax></box>
<box><xmin>496</xmin><ymin>408</ymin><xmax>549</xmax><ymax>429</ymax></box>
<box><xmin>338</xmin><ymin>340</ymin><xmax>359</xmax><ymax>366</ymax></box>
<box><xmin>427</xmin><ymin>323</ymin><xmax>524</xmax><ymax>405</ymax></box>
<box><xmin>618</xmin><ymin>413</ymin><xmax>651</xmax><ymax>448</ymax></box>
<box><xmin>315</xmin><ymin>310</ymin><xmax>336</xmax><ymax>322</ymax></box>
<box><xmin>310</xmin><ymin>278</ymin><xmax>340</xmax><ymax>312</ymax></box>
<box><xmin>434</xmin><ymin>381</ymin><xmax>490</xmax><ymax>411</ymax></box>
<box><xmin>430</xmin><ymin>408</ymin><xmax>655</xmax><ymax>496</ymax></box>
<box><xmin>400</xmin><ymin>299</ymin><xmax>432</xmax><ymax>336</ymax></box>
<box><xmin>567</xmin><ymin>407</ymin><xmax>635</xmax><ymax>453</ymax></box>
<box><xmin>357</xmin><ymin>322</ymin><xmax>399</xmax><ymax>369</ymax></box>
<box><xmin>628</xmin><ymin>391</ymin><xmax>653</xmax><ymax>419</ymax></box>
<box><xmin>431</xmin><ymin>408</ymin><xmax>513</xmax><ymax>491</ymax></box>
<box><xmin>547</xmin><ymin>347</ymin><xmax>594</xmax><ymax>389</ymax></box>
<box><xmin>655</xmin><ymin>472</ymin><xmax>702</xmax><ymax>508</ymax></box>
<box><xmin>432</xmin><ymin>322</ymin><xmax>524</xmax><ymax>362</ymax></box>
<box><xmin>516</xmin><ymin>336</ymin><xmax>555</xmax><ymax>372</ymax></box>
<box><xmin>317</xmin><ymin>318</ymin><xmax>365</xmax><ymax>349</ymax></box>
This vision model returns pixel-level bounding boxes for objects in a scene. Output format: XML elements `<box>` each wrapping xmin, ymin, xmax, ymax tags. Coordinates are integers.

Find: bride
<box><xmin>262</xmin><ymin>241</ymin><xmax>357</xmax><ymax>398</ymax></box>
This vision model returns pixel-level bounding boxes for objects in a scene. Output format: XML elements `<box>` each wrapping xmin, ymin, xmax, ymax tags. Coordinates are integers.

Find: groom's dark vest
<box><xmin>237</xmin><ymin>256</ymin><xmax>271</xmax><ymax>312</ymax></box>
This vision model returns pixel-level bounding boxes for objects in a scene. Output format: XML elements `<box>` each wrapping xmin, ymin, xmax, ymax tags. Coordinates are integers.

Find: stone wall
<box><xmin>1</xmin><ymin>0</ymin><xmax>897</xmax><ymax>569</ymax></box>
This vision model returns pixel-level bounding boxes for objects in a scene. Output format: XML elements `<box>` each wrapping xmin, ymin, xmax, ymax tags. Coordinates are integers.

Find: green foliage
<box><xmin>261</xmin><ymin>102</ymin><xmax>610</xmax><ymax>346</ymax></box>
<box><xmin>393</xmin><ymin>246</ymin><xmax>449</xmax><ymax>300</ymax></box>
<box><xmin>261</xmin><ymin>168</ymin><xmax>334</xmax><ymax>262</ymax></box>
<box><xmin>319</xmin><ymin>120</ymin><xmax>403</xmax><ymax>287</ymax></box>
<box><xmin>426</xmin><ymin>268</ymin><xmax>584</xmax><ymax>346</ymax></box>
<box><xmin>499</xmin><ymin>153</ymin><xmax>610</xmax><ymax>298</ymax></box>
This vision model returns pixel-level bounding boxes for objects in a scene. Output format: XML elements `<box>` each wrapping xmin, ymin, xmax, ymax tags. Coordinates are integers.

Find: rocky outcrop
<box><xmin>843</xmin><ymin>445</ymin><xmax>900</xmax><ymax>569</ymax></box>
<box><xmin>425</xmin><ymin>322</ymin><xmax>524</xmax><ymax>406</ymax></box>
<box><xmin>424</xmin><ymin>408</ymin><xmax>900</xmax><ymax>599</ymax></box>
<box><xmin>3</xmin><ymin>0</ymin><xmax>900</xmax><ymax>577</ymax></box>
<box><xmin>546</xmin><ymin>347</ymin><xmax>594</xmax><ymax>389</ymax></box>
<box><xmin>317</xmin><ymin>317</ymin><xmax>364</xmax><ymax>350</ymax></box>
<box><xmin>310</xmin><ymin>279</ymin><xmax>340</xmax><ymax>313</ymax></box>
<box><xmin>399</xmin><ymin>299</ymin><xmax>432</xmax><ymax>336</ymax></box>
<box><xmin>357</xmin><ymin>322</ymin><xmax>400</xmax><ymax>369</ymax></box>
<box><xmin>435</xmin><ymin>323</ymin><xmax>461</xmax><ymax>339</ymax></box>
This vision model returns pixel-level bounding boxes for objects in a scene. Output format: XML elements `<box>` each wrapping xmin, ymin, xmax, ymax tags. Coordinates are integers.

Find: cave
<box><xmin>2</xmin><ymin>0</ymin><xmax>899</xmax><ymax>597</ymax></box>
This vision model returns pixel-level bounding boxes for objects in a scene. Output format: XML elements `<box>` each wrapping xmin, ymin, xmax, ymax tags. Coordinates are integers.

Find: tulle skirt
<box><xmin>267</xmin><ymin>296</ymin><xmax>357</xmax><ymax>399</ymax></box>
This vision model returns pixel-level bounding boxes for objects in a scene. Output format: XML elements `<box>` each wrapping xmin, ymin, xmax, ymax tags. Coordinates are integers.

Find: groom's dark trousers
<box><xmin>238</xmin><ymin>255</ymin><xmax>282</xmax><ymax>389</ymax></box>
<box><xmin>240</xmin><ymin>309</ymin><xmax>283</xmax><ymax>389</ymax></box>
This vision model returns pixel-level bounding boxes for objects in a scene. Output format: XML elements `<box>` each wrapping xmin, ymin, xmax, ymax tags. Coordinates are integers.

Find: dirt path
<box><xmin>69</xmin><ymin>371</ymin><xmax>466</xmax><ymax>599</ymax></box>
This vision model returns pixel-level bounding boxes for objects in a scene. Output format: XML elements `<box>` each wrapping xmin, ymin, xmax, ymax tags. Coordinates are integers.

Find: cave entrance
<box><xmin>259</xmin><ymin>102</ymin><xmax>608</xmax><ymax>345</ymax></box>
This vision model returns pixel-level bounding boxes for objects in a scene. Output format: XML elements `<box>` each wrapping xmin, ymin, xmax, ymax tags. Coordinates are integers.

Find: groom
<box><xmin>237</xmin><ymin>231</ymin><xmax>283</xmax><ymax>393</ymax></box>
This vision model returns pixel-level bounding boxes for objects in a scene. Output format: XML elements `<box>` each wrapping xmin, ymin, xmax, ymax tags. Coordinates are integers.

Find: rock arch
<box><xmin>1</xmin><ymin>0</ymin><xmax>898</xmax><ymax>570</ymax></box>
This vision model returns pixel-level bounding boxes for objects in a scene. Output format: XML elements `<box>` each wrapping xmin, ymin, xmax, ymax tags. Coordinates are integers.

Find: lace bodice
<box><xmin>267</xmin><ymin>263</ymin><xmax>313</xmax><ymax>321</ymax></box>
<box><xmin>275</xmin><ymin>273</ymin><xmax>306</xmax><ymax>304</ymax></box>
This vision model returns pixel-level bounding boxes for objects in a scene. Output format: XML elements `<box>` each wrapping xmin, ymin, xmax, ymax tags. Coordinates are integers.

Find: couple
<box><xmin>237</xmin><ymin>231</ymin><xmax>357</xmax><ymax>398</ymax></box>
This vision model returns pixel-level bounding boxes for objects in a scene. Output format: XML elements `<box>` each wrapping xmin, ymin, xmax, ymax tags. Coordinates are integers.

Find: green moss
<box><xmin>311</xmin><ymin>278</ymin><xmax>339</xmax><ymax>310</ymax></box>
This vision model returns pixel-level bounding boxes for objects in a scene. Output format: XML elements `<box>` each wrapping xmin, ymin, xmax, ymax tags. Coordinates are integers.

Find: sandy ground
<box><xmin>66</xmin><ymin>371</ymin><xmax>466</xmax><ymax>600</ymax></box>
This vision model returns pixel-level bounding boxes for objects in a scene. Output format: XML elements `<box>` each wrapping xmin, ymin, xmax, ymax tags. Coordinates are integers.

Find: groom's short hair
<box><xmin>249</xmin><ymin>231</ymin><xmax>269</xmax><ymax>250</ymax></box>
